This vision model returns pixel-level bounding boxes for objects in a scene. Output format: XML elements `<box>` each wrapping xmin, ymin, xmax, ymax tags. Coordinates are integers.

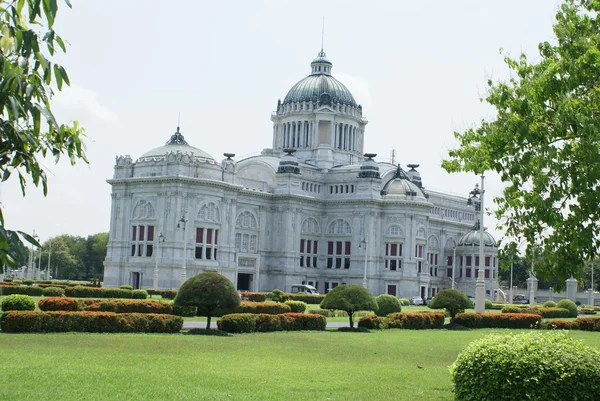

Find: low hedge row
<box><xmin>64</xmin><ymin>286</ymin><xmax>147</xmax><ymax>299</ymax></box>
<box><xmin>217</xmin><ymin>313</ymin><xmax>326</xmax><ymax>333</ymax></box>
<box><xmin>235</xmin><ymin>301</ymin><xmax>291</xmax><ymax>315</ymax></box>
<box><xmin>0</xmin><ymin>311</ymin><xmax>183</xmax><ymax>333</ymax></box>
<box><xmin>358</xmin><ymin>312</ymin><xmax>445</xmax><ymax>330</ymax></box>
<box><xmin>0</xmin><ymin>285</ymin><xmax>43</xmax><ymax>296</ymax></box>
<box><xmin>543</xmin><ymin>317</ymin><xmax>600</xmax><ymax>331</ymax></box>
<box><xmin>239</xmin><ymin>292</ymin><xmax>267</xmax><ymax>302</ymax></box>
<box><xmin>501</xmin><ymin>306</ymin><xmax>571</xmax><ymax>318</ymax></box>
<box><xmin>146</xmin><ymin>289</ymin><xmax>178</xmax><ymax>299</ymax></box>
<box><xmin>38</xmin><ymin>297</ymin><xmax>174</xmax><ymax>314</ymax></box>
<box><xmin>454</xmin><ymin>312</ymin><xmax>542</xmax><ymax>329</ymax></box>
<box><xmin>281</xmin><ymin>294</ymin><xmax>325</xmax><ymax>304</ymax></box>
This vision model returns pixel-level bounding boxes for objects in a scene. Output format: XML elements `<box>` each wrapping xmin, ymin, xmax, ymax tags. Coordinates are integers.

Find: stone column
<box><xmin>566</xmin><ymin>277</ymin><xmax>578</xmax><ymax>302</ymax></box>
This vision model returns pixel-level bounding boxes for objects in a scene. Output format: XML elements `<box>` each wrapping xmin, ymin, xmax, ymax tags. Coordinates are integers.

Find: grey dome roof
<box><xmin>380</xmin><ymin>165</ymin><xmax>428</xmax><ymax>201</ymax></box>
<box><xmin>282</xmin><ymin>50</ymin><xmax>357</xmax><ymax>107</ymax></box>
<box><xmin>458</xmin><ymin>228</ymin><xmax>498</xmax><ymax>247</ymax></box>
<box><xmin>139</xmin><ymin>127</ymin><xmax>214</xmax><ymax>160</ymax></box>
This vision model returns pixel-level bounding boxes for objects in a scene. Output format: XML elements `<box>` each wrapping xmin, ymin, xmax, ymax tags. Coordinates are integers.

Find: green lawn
<box><xmin>0</xmin><ymin>329</ymin><xmax>599</xmax><ymax>401</ymax></box>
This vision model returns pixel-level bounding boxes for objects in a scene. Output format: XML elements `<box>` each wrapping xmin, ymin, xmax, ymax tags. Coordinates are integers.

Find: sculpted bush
<box><xmin>320</xmin><ymin>284</ymin><xmax>377</xmax><ymax>328</ymax></box>
<box><xmin>556</xmin><ymin>299</ymin><xmax>578</xmax><ymax>317</ymax></box>
<box><xmin>428</xmin><ymin>289</ymin><xmax>472</xmax><ymax>321</ymax></box>
<box><xmin>1</xmin><ymin>294</ymin><xmax>35</xmax><ymax>311</ymax></box>
<box><xmin>450</xmin><ymin>331</ymin><xmax>600</xmax><ymax>401</ymax></box>
<box><xmin>375</xmin><ymin>294</ymin><xmax>401</xmax><ymax>317</ymax></box>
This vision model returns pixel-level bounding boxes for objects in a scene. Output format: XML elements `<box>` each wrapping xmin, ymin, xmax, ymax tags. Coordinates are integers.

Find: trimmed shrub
<box><xmin>580</xmin><ymin>307</ymin><xmax>597</xmax><ymax>315</ymax></box>
<box><xmin>64</xmin><ymin>286</ymin><xmax>133</xmax><ymax>299</ymax></box>
<box><xmin>454</xmin><ymin>312</ymin><xmax>542</xmax><ymax>329</ymax></box>
<box><xmin>320</xmin><ymin>284</ymin><xmax>377</xmax><ymax>328</ymax></box>
<box><xmin>428</xmin><ymin>289</ymin><xmax>472</xmax><ymax>321</ymax></box>
<box><xmin>0</xmin><ymin>285</ymin><xmax>43</xmax><ymax>296</ymax></box>
<box><xmin>375</xmin><ymin>294</ymin><xmax>401</xmax><ymax>317</ymax></box>
<box><xmin>239</xmin><ymin>292</ymin><xmax>267</xmax><ymax>302</ymax></box>
<box><xmin>384</xmin><ymin>312</ymin><xmax>445</xmax><ymax>330</ymax></box>
<box><xmin>1</xmin><ymin>294</ymin><xmax>36</xmax><ymax>311</ymax></box>
<box><xmin>573</xmin><ymin>317</ymin><xmax>600</xmax><ymax>331</ymax></box>
<box><xmin>357</xmin><ymin>314</ymin><xmax>384</xmax><ymax>329</ymax></box>
<box><xmin>217</xmin><ymin>313</ymin><xmax>257</xmax><ymax>333</ymax></box>
<box><xmin>22</xmin><ymin>279</ymin><xmax>34</xmax><ymax>285</ymax></box>
<box><xmin>132</xmin><ymin>290</ymin><xmax>148</xmax><ymax>299</ymax></box>
<box><xmin>270</xmin><ymin>289</ymin><xmax>285</xmax><ymax>303</ymax></box>
<box><xmin>281</xmin><ymin>293</ymin><xmax>325</xmax><ymax>304</ymax></box>
<box><xmin>398</xmin><ymin>298</ymin><xmax>411</xmax><ymax>306</ymax></box>
<box><xmin>120</xmin><ymin>285</ymin><xmax>133</xmax><ymax>290</ymax></box>
<box><xmin>172</xmin><ymin>305</ymin><xmax>197</xmax><ymax>317</ymax></box>
<box><xmin>484</xmin><ymin>299</ymin><xmax>493</xmax><ymax>310</ymax></box>
<box><xmin>175</xmin><ymin>272</ymin><xmax>240</xmax><ymax>330</ymax></box>
<box><xmin>235</xmin><ymin>301</ymin><xmax>291</xmax><ymax>315</ymax></box>
<box><xmin>284</xmin><ymin>300</ymin><xmax>307</xmax><ymax>313</ymax></box>
<box><xmin>0</xmin><ymin>311</ymin><xmax>183</xmax><ymax>333</ymax></box>
<box><xmin>38</xmin><ymin>297</ymin><xmax>78</xmax><ymax>312</ymax></box>
<box><xmin>556</xmin><ymin>299</ymin><xmax>578</xmax><ymax>317</ymax></box>
<box><xmin>544</xmin><ymin>300</ymin><xmax>557</xmax><ymax>308</ymax></box>
<box><xmin>501</xmin><ymin>305</ymin><xmax>523</xmax><ymax>313</ymax></box>
<box><xmin>279</xmin><ymin>313</ymin><xmax>327</xmax><ymax>331</ymax></box>
<box><xmin>42</xmin><ymin>286</ymin><xmax>65</xmax><ymax>297</ymax></box>
<box><xmin>541</xmin><ymin>320</ymin><xmax>573</xmax><ymax>330</ymax></box>
<box><xmin>450</xmin><ymin>331</ymin><xmax>600</xmax><ymax>401</ymax></box>
<box><xmin>522</xmin><ymin>307</ymin><xmax>570</xmax><ymax>318</ymax></box>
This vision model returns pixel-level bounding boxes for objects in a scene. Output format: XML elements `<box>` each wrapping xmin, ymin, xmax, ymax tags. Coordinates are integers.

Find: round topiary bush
<box><xmin>119</xmin><ymin>285</ymin><xmax>133</xmax><ymax>290</ymax></box>
<box><xmin>132</xmin><ymin>289</ymin><xmax>148</xmax><ymax>299</ymax></box>
<box><xmin>284</xmin><ymin>300</ymin><xmax>307</xmax><ymax>313</ymax></box>
<box><xmin>501</xmin><ymin>305</ymin><xmax>523</xmax><ymax>313</ymax></box>
<box><xmin>450</xmin><ymin>331</ymin><xmax>600</xmax><ymax>401</ymax></box>
<box><xmin>428</xmin><ymin>289</ymin><xmax>472</xmax><ymax>321</ymax></box>
<box><xmin>1</xmin><ymin>294</ymin><xmax>36</xmax><ymax>311</ymax></box>
<box><xmin>375</xmin><ymin>294</ymin><xmax>401</xmax><ymax>317</ymax></box>
<box><xmin>42</xmin><ymin>286</ymin><xmax>65</xmax><ymax>297</ymax></box>
<box><xmin>556</xmin><ymin>299</ymin><xmax>578</xmax><ymax>318</ymax></box>
<box><xmin>484</xmin><ymin>299</ymin><xmax>493</xmax><ymax>310</ymax></box>
<box><xmin>543</xmin><ymin>300</ymin><xmax>556</xmax><ymax>308</ymax></box>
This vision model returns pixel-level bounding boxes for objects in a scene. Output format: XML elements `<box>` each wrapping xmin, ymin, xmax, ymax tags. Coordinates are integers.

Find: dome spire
<box><xmin>321</xmin><ymin>17</ymin><xmax>325</xmax><ymax>53</ymax></box>
<box><xmin>311</xmin><ymin>20</ymin><xmax>332</xmax><ymax>77</ymax></box>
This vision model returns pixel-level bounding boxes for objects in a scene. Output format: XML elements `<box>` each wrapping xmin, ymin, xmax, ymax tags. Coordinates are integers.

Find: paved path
<box><xmin>183</xmin><ymin>321</ymin><xmax>349</xmax><ymax>330</ymax></box>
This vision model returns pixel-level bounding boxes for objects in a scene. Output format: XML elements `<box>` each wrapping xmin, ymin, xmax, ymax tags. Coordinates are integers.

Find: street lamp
<box><xmin>46</xmin><ymin>239</ymin><xmax>52</xmax><ymax>280</ymax></box>
<box><xmin>467</xmin><ymin>177</ymin><xmax>486</xmax><ymax>313</ymax></box>
<box><xmin>590</xmin><ymin>261</ymin><xmax>595</xmax><ymax>307</ymax></box>
<box><xmin>177</xmin><ymin>214</ymin><xmax>188</xmax><ymax>286</ymax></box>
<box><xmin>153</xmin><ymin>233</ymin><xmax>165</xmax><ymax>290</ymax></box>
<box><xmin>360</xmin><ymin>238</ymin><xmax>368</xmax><ymax>289</ymax></box>
<box><xmin>452</xmin><ymin>246</ymin><xmax>456</xmax><ymax>290</ymax></box>
<box><xmin>29</xmin><ymin>230</ymin><xmax>38</xmax><ymax>280</ymax></box>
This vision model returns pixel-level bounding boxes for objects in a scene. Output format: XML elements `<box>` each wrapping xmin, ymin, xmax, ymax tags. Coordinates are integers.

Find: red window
<box><xmin>132</xmin><ymin>226</ymin><xmax>137</xmax><ymax>241</ymax></box>
<box><xmin>139</xmin><ymin>226</ymin><xmax>145</xmax><ymax>241</ymax></box>
<box><xmin>196</xmin><ymin>228</ymin><xmax>204</xmax><ymax>243</ymax></box>
<box><xmin>147</xmin><ymin>226</ymin><xmax>154</xmax><ymax>242</ymax></box>
<box><xmin>207</xmin><ymin>229</ymin><xmax>213</xmax><ymax>244</ymax></box>
<box><xmin>485</xmin><ymin>256</ymin><xmax>490</xmax><ymax>267</ymax></box>
<box><xmin>300</xmin><ymin>239</ymin><xmax>305</xmax><ymax>253</ymax></box>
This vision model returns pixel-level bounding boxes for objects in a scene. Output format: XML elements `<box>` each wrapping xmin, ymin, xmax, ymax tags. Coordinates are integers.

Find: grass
<box><xmin>0</xmin><ymin>329</ymin><xmax>599</xmax><ymax>401</ymax></box>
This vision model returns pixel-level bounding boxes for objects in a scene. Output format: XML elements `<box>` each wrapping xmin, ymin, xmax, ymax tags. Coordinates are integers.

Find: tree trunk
<box><xmin>206</xmin><ymin>315</ymin><xmax>211</xmax><ymax>330</ymax></box>
<box><xmin>349</xmin><ymin>312</ymin><xmax>354</xmax><ymax>328</ymax></box>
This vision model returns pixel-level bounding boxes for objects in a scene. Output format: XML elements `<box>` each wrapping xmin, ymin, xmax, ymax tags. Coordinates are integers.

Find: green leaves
<box><xmin>443</xmin><ymin>0</ymin><xmax>600</xmax><ymax>285</ymax></box>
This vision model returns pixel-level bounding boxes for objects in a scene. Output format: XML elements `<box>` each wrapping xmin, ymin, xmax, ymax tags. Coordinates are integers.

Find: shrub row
<box><xmin>38</xmin><ymin>297</ymin><xmax>174</xmax><ymax>314</ymax></box>
<box><xmin>281</xmin><ymin>293</ymin><xmax>325</xmax><ymax>304</ymax></box>
<box><xmin>239</xmin><ymin>292</ymin><xmax>267</xmax><ymax>302</ymax></box>
<box><xmin>217</xmin><ymin>313</ymin><xmax>326</xmax><ymax>333</ymax></box>
<box><xmin>358</xmin><ymin>312</ymin><xmax>445</xmax><ymax>330</ymax></box>
<box><xmin>543</xmin><ymin>317</ymin><xmax>600</xmax><ymax>331</ymax></box>
<box><xmin>580</xmin><ymin>308</ymin><xmax>597</xmax><ymax>315</ymax></box>
<box><xmin>284</xmin><ymin>300</ymin><xmax>307</xmax><ymax>313</ymax></box>
<box><xmin>0</xmin><ymin>311</ymin><xmax>183</xmax><ymax>333</ymax></box>
<box><xmin>1</xmin><ymin>294</ymin><xmax>36</xmax><ymax>311</ymax></box>
<box><xmin>3</xmin><ymin>279</ymin><xmax>99</xmax><ymax>287</ymax></box>
<box><xmin>454</xmin><ymin>312</ymin><xmax>542</xmax><ymax>329</ymax></box>
<box><xmin>0</xmin><ymin>285</ymin><xmax>43</xmax><ymax>296</ymax></box>
<box><xmin>522</xmin><ymin>307</ymin><xmax>571</xmax><ymax>318</ymax></box>
<box><xmin>310</xmin><ymin>309</ymin><xmax>372</xmax><ymax>318</ymax></box>
<box><xmin>146</xmin><ymin>289</ymin><xmax>178</xmax><ymax>299</ymax></box>
<box><xmin>64</xmin><ymin>286</ymin><xmax>148</xmax><ymax>299</ymax></box>
<box><xmin>235</xmin><ymin>301</ymin><xmax>291</xmax><ymax>315</ymax></box>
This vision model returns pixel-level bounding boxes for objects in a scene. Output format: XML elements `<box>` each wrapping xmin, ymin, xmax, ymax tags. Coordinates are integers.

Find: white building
<box><xmin>104</xmin><ymin>49</ymin><xmax>498</xmax><ymax>299</ymax></box>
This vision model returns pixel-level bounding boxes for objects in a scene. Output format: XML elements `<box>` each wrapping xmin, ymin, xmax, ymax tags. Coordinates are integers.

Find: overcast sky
<box><xmin>1</xmin><ymin>0</ymin><xmax>563</xmax><ymax>243</ymax></box>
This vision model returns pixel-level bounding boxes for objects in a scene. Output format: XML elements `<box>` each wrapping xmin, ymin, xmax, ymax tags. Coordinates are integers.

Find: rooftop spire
<box><xmin>166</xmin><ymin>124</ymin><xmax>188</xmax><ymax>145</ymax></box>
<box><xmin>321</xmin><ymin>17</ymin><xmax>325</xmax><ymax>52</ymax></box>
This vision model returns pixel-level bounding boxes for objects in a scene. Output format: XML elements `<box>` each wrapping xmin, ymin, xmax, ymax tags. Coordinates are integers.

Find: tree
<box><xmin>442</xmin><ymin>0</ymin><xmax>600</xmax><ymax>288</ymax></box>
<box><xmin>0</xmin><ymin>0</ymin><xmax>87</xmax><ymax>269</ymax></box>
<box><xmin>428</xmin><ymin>289</ymin><xmax>472</xmax><ymax>321</ymax></box>
<box><xmin>319</xmin><ymin>284</ymin><xmax>377</xmax><ymax>328</ymax></box>
<box><xmin>174</xmin><ymin>272</ymin><xmax>240</xmax><ymax>330</ymax></box>
<box><xmin>84</xmin><ymin>232</ymin><xmax>108</xmax><ymax>280</ymax></box>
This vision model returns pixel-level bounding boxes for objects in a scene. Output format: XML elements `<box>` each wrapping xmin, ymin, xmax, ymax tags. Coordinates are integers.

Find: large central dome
<box><xmin>282</xmin><ymin>50</ymin><xmax>357</xmax><ymax>107</ymax></box>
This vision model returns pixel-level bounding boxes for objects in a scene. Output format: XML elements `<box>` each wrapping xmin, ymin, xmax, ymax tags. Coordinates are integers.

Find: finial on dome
<box><xmin>321</xmin><ymin>17</ymin><xmax>325</xmax><ymax>53</ymax></box>
<box><xmin>166</xmin><ymin>124</ymin><xmax>188</xmax><ymax>145</ymax></box>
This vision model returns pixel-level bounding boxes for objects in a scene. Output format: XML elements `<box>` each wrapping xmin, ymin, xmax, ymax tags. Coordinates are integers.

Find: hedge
<box><xmin>63</xmin><ymin>286</ymin><xmax>147</xmax><ymax>299</ymax></box>
<box><xmin>0</xmin><ymin>311</ymin><xmax>183</xmax><ymax>333</ymax></box>
<box><xmin>454</xmin><ymin>312</ymin><xmax>542</xmax><ymax>329</ymax></box>
<box><xmin>239</xmin><ymin>292</ymin><xmax>267</xmax><ymax>302</ymax></box>
<box><xmin>357</xmin><ymin>312</ymin><xmax>445</xmax><ymax>330</ymax></box>
<box><xmin>146</xmin><ymin>289</ymin><xmax>178</xmax><ymax>299</ymax></box>
<box><xmin>543</xmin><ymin>317</ymin><xmax>600</xmax><ymax>332</ymax></box>
<box><xmin>38</xmin><ymin>297</ymin><xmax>174</xmax><ymax>314</ymax></box>
<box><xmin>281</xmin><ymin>293</ymin><xmax>325</xmax><ymax>304</ymax></box>
<box><xmin>0</xmin><ymin>285</ymin><xmax>43</xmax><ymax>296</ymax></box>
<box><xmin>235</xmin><ymin>301</ymin><xmax>291</xmax><ymax>315</ymax></box>
<box><xmin>1</xmin><ymin>294</ymin><xmax>36</xmax><ymax>311</ymax></box>
<box><xmin>217</xmin><ymin>313</ymin><xmax>326</xmax><ymax>333</ymax></box>
<box><xmin>284</xmin><ymin>300</ymin><xmax>307</xmax><ymax>313</ymax></box>
<box><xmin>522</xmin><ymin>307</ymin><xmax>571</xmax><ymax>318</ymax></box>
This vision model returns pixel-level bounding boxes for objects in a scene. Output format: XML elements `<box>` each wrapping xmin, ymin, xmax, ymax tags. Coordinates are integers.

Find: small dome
<box><xmin>458</xmin><ymin>227</ymin><xmax>497</xmax><ymax>248</ymax></box>
<box><xmin>380</xmin><ymin>165</ymin><xmax>427</xmax><ymax>201</ymax></box>
<box><xmin>139</xmin><ymin>127</ymin><xmax>214</xmax><ymax>160</ymax></box>
<box><xmin>282</xmin><ymin>50</ymin><xmax>357</xmax><ymax>107</ymax></box>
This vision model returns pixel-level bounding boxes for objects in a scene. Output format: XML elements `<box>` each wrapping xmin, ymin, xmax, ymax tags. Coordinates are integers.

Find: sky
<box><xmin>1</xmin><ymin>0</ymin><xmax>563</xmax><ymax>243</ymax></box>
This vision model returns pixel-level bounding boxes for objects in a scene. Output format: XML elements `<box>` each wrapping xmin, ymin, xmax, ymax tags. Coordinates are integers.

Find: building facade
<box><xmin>104</xmin><ymin>49</ymin><xmax>498</xmax><ymax>299</ymax></box>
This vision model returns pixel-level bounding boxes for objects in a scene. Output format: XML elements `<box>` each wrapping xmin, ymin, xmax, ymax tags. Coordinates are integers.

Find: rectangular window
<box><xmin>384</xmin><ymin>242</ymin><xmax>403</xmax><ymax>271</ymax></box>
<box><xmin>418</xmin><ymin>261</ymin><xmax>422</xmax><ymax>273</ymax></box>
<box><xmin>466</xmin><ymin>256</ymin><xmax>472</xmax><ymax>266</ymax></box>
<box><xmin>139</xmin><ymin>226</ymin><xmax>145</xmax><ymax>241</ymax></box>
<box><xmin>447</xmin><ymin>268</ymin><xmax>453</xmax><ymax>277</ymax></box>
<box><xmin>131</xmin><ymin>225</ymin><xmax>154</xmax><ymax>258</ymax></box>
<box><xmin>146</xmin><ymin>244</ymin><xmax>153</xmax><ymax>257</ymax></box>
<box><xmin>466</xmin><ymin>268</ymin><xmax>472</xmax><ymax>278</ymax></box>
<box><xmin>485</xmin><ymin>269</ymin><xmax>490</xmax><ymax>278</ymax></box>
<box><xmin>196</xmin><ymin>227</ymin><xmax>219</xmax><ymax>260</ymax></box>
<box><xmin>132</xmin><ymin>226</ymin><xmax>137</xmax><ymax>241</ymax></box>
<box><xmin>327</xmin><ymin>240</ymin><xmax>351</xmax><ymax>269</ymax></box>
<box><xmin>475</xmin><ymin>256</ymin><xmax>480</xmax><ymax>267</ymax></box>
<box><xmin>147</xmin><ymin>226</ymin><xmax>154</xmax><ymax>242</ymax></box>
<box><xmin>300</xmin><ymin>238</ymin><xmax>319</xmax><ymax>268</ymax></box>
<box><xmin>447</xmin><ymin>256</ymin><xmax>453</xmax><ymax>266</ymax></box>
<box><xmin>485</xmin><ymin>256</ymin><xmax>490</xmax><ymax>267</ymax></box>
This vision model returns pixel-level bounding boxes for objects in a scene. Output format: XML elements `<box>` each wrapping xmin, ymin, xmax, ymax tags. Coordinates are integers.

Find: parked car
<box><xmin>411</xmin><ymin>296</ymin><xmax>424</xmax><ymax>305</ymax></box>
<box><xmin>513</xmin><ymin>295</ymin><xmax>529</xmax><ymax>304</ymax></box>
<box><xmin>290</xmin><ymin>284</ymin><xmax>319</xmax><ymax>295</ymax></box>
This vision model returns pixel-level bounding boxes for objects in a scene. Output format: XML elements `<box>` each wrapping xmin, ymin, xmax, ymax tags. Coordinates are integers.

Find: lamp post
<box><xmin>46</xmin><ymin>239</ymin><xmax>52</xmax><ymax>280</ymax></box>
<box><xmin>29</xmin><ymin>229</ymin><xmax>38</xmax><ymax>280</ymax></box>
<box><xmin>452</xmin><ymin>246</ymin><xmax>456</xmax><ymax>290</ymax></box>
<box><xmin>234</xmin><ymin>251</ymin><xmax>238</xmax><ymax>291</ymax></box>
<box><xmin>153</xmin><ymin>233</ymin><xmax>165</xmax><ymax>290</ymax></box>
<box><xmin>590</xmin><ymin>261</ymin><xmax>595</xmax><ymax>307</ymax></box>
<box><xmin>178</xmin><ymin>214</ymin><xmax>188</xmax><ymax>286</ymax></box>
<box><xmin>360</xmin><ymin>238</ymin><xmax>368</xmax><ymax>289</ymax></box>
<box><xmin>467</xmin><ymin>177</ymin><xmax>486</xmax><ymax>313</ymax></box>
<box><xmin>529</xmin><ymin>255</ymin><xmax>536</xmax><ymax>308</ymax></box>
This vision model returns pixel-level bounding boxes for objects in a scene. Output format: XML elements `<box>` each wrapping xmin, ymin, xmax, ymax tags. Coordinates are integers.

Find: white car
<box><xmin>411</xmin><ymin>296</ymin><xmax>424</xmax><ymax>305</ymax></box>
